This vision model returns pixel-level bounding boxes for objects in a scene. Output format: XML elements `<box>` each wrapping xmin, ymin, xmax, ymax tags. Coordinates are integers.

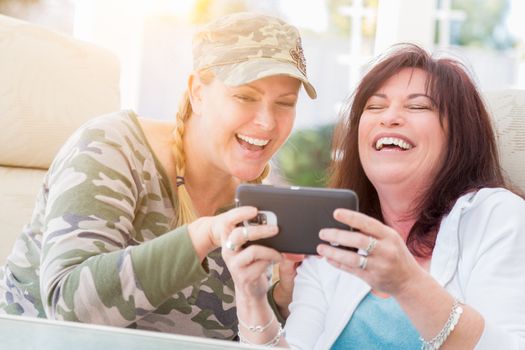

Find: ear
<box><xmin>188</xmin><ymin>73</ymin><xmax>203</xmax><ymax>116</ymax></box>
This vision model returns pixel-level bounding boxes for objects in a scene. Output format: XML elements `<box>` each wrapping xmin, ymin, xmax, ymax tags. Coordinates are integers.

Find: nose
<box><xmin>253</xmin><ymin>103</ymin><xmax>276</xmax><ymax>131</ymax></box>
<box><xmin>379</xmin><ymin>104</ymin><xmax>404</xmax><ymax>127</ymax></box>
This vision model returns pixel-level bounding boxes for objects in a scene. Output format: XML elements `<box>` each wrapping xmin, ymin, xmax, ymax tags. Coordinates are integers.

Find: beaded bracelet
<box><xmin>238</xmin><ymin>323</ymin><xmax>285</xmax><ymax>347</ymax></box>
<box><xmin>420</xmin><ymin>299</ymin><xmax>464</xmax><ymax>350</ymax></box>
<box><xmin>238</xmin><ymin>313</ymin><xmax>275</xmax><ymax>333</ymax></box>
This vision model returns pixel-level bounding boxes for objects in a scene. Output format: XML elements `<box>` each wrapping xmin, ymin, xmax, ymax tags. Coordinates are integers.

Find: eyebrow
<box><xmin>407</xmin><ymin>93</ymin><xmax>434</xmax><ymax>101</ymax></box>
<box><xmin>370</xmin><ymin>93</ymin><xmax>436</xmax><ymax>103</ymax></box>
<box><xmin>238</xmin><ymin>84</ymin><xmax>299</xmax><ymax>98</ymax></box>
<box><xmin>241</xmin><ymin>84</ymin><xmax>263</xmax><ymax>94</ymax></box>
<box><xmin>278</xmin><ymin>92</ymin><xmax>299</xmax><ymax>98</ymax></box>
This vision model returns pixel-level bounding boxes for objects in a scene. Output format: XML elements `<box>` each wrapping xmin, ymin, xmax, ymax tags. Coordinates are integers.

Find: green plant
<box><xmin>449</xmin><ymin>0</ymin><xmax>515</xmax><ymax>50</ymax></box>
<box><xmin>275</xmin><ymin>124</ymin><xmax>335</xmax><ymax>187</ymax></box>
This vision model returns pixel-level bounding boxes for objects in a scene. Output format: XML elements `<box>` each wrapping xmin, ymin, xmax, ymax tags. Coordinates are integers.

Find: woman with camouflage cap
<box><xmin>0</xmin><ymin>12</ymin><xmax>316</xmax><ymax>340</ymax></box>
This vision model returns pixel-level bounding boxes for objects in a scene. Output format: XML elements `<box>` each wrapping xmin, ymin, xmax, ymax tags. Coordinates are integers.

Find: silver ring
<box><xmin>242</xmin><ymin>226</ymin><xmax>249</xmax><ymax>240</ymax></box>
<box><xmin>365</xmin><ymin>237</ymin><xmax>377</xmax><ymax>256</ymax></box>
<box><xmin>358</xmin><ymin>256</ymin><xmax>368</xmax><ymax>270</ymax></box>
<box><xmin>224</xmin><ymin>239</ymin><xmax>237</xmax><ymax>252</ymax></box>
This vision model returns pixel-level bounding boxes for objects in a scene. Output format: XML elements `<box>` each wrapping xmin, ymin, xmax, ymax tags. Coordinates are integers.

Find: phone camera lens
<box><xmin>257</xmin><ymin>213</ymin><xmax>267</xmax><ymax>225</ymax></box>
<box><xmin>248</xmin><ymin>213</ymin><xmax>267</xmax><ymax>225</ymax></box>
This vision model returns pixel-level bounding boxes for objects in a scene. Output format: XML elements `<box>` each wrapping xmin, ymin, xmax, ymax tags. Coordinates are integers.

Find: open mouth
<box><xmin>236</xmin><ymin>133</ymin><xmax>270</xmax><ymax>151</ymax></box>
<box><xmin>375</xmin><ymin>137</ymin><xmax>413</xmax><ymax>151</ymax></box>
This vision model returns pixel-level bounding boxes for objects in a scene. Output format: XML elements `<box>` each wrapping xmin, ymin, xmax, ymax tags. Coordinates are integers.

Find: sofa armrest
<box><xmin>483</xmin><ymin>89</ymin><xmax>525</xmax><ymax>193</ymax></box>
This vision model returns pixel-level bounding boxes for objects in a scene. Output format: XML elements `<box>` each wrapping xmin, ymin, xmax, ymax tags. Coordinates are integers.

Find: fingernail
<box><xmin>319</xmin><ymin>230</ymin><xmax>326</xmax><ymax>239</ymax></box>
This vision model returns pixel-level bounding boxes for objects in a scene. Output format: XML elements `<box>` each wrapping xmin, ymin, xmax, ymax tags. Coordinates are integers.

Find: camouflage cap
<box><xmin>192</xmin><ymin>12</ymin><xmax>317</xmax><ymax>99</ymax></box>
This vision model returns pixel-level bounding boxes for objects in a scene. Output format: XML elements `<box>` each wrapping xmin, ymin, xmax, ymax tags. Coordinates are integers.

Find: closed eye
<box><xmin>407</xmin><ymin>104</ymin><xmax>432</xmax><ymax>110</ymax></box>
<box><xmin>234</xmin><ymin>94</ymin><xmax>256</xmax><ymax>102</ymax></box>
<box><xmin>276</xmin><ymin>100</ymin><xmax>296</xmax><ymax>108</ymax></box>
<box><xmin>365</xmin><ymin>104</ymin><xmax>385</xmax><ymax>110</ymax></box>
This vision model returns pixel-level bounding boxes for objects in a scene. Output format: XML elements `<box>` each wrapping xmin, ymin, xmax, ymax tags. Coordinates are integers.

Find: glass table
<box><xmin>0</xmin><ymin>315</ymin><xmax>269</xmax><ymax>349</ymax></box>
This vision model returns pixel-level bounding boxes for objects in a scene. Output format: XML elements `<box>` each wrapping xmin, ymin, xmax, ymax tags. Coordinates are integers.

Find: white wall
<box><xmin>74</xmin><ymin>0</ymin><xmax>145</xmax><ymax>111</ymax></box>
<box><xmin>375</xmin><ymin>0</ymin><xmax>436</xmax><ymax>54</ymax></box>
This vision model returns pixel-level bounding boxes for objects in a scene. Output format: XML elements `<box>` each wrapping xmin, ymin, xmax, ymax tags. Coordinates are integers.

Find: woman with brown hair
<box><xmin>0</xmin><ymin>12</ymin><xmax>316</xmax><ymax>339</ymax></box>
<box><xmin>223</xmin><ymin>44</ymin><xmax>525</xmax><ymax>349</ymax></box>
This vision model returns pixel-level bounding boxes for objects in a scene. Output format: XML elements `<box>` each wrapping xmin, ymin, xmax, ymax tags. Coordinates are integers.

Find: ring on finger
<box><xmin>242</xmin><ymin>226</ymin><xmax>249</xmax><ymax>240</ymax></box>
<box><xmin>365</xmin><ymin>237</ymin><xmax>377</xmax><ymax>256</ymax></box>
<box><xmin>358</xmin><ymin>255</ymin><xmax>368</xmax><ymax>270</ymax></box>
<box><xmin>224</xmin><ymin>239</ymin><xmax>238</xmax><ymax>252</ymax></box>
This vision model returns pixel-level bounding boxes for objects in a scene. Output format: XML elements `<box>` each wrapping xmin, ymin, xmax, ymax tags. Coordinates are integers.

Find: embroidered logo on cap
<box><xmin>289</xmin><ymin>37</ymin><xmax>307</xmax><ymax>76</ymax></box>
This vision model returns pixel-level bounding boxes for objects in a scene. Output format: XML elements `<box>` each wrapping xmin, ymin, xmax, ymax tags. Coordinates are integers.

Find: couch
<box><xmin>0</xmin><ymin>14</ymin><xmax>120</xmax><ymax>262</ymax></box>
<box><xmin>484</xmin><ymin>89</ymin><xmax>525</xmax><ymax>194</ymax></box>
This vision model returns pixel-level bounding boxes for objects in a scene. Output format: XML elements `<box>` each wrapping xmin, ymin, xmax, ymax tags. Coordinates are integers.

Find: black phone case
<box><xmin>235</xmin><ymin>184</ymin><xmax>359</xmax><ymax>254</ymax></box>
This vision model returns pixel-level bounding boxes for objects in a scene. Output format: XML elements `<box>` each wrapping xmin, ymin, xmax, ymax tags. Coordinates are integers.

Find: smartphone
<box><xmin>235</xmin><ymin>184</ymin><xmax>359</xmax><ymax>254</ymax></box>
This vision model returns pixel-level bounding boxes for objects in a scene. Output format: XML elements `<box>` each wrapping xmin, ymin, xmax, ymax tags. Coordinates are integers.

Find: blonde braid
<box><xmin>248</xmin><ymin>163</ymin><xmax>271</xmax><ymax>184</ymax></box>
<box><xmin>172</xmin><ymin>90</ymin><xmax>198</xmax><ymax>227</ymax></box>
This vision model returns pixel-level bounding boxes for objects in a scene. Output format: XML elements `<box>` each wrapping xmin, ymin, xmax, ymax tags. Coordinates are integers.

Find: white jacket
<box><xmin>285</xmin><ymin>188</ymin><xmax>525</xmax><ymax>350</ymax></box>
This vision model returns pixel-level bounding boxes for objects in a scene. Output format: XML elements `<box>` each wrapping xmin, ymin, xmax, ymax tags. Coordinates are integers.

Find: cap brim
<box><xmin>210</xmin><ymin>58</ymin><xmax>317</xmax><ymax>99</ymax></box>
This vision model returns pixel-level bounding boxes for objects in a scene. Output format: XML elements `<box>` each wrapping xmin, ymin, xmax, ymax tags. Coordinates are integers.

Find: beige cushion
<box><xmin>0</xmin><ymin>14</ymin><xmax>120</xmax><ymax>169</ymax></box>
<box><xmin>484</xmin><ymin>89</ymin><xmax>525</xmax><ymax>192</ymax></box>
<box><xmin>0</xmin><ymin>15</ymin><xmax>120</xmax><ymax>263</ymax></box>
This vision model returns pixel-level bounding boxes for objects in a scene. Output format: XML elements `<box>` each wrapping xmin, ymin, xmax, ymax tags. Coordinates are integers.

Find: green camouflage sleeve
<box><xmin>40</xmin><ymin>123</ymin><xmax>207</xmax><ymax>325</ymax></box>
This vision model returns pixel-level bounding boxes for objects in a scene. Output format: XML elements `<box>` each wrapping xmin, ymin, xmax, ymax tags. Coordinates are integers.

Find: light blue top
<box><xmin>331</xmin><ymin>292</ymin><xmax>421</xmax><ymax>350</ymax></box>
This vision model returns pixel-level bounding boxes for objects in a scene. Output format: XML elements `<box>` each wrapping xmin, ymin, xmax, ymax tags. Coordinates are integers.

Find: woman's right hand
<box><xmin>187</xmin><ymin>206</ymin><xmax>265</xmax><ymax>261</ymax></box>
<box><xmin>317</xmin><ymin>208</ymin><xmax>423</xmax><ymax>297</ymax></box>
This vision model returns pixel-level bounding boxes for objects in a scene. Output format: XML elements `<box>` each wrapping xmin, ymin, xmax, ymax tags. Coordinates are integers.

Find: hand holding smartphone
<box><xmin>235</xmin><ymin>184</ymin><xmax>359</xmax><ymax>254</ymax></box>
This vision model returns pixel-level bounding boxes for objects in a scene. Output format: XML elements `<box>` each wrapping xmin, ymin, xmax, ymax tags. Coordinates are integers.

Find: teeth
<box><xmin>375</xmin><ymin>137</ymin><xmax>413</xmax><ymax>151</ymax></box>
<box><xmin>237</xmin><ymin>134</ymin><xmax>270</xmax><ymax>147</ymax></box>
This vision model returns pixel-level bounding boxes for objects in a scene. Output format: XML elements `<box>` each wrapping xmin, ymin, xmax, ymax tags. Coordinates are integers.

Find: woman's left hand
<box><xmin>317</xmin><ymin>209</ymin><xmax>424</xmax><ymax>296</ymax></box>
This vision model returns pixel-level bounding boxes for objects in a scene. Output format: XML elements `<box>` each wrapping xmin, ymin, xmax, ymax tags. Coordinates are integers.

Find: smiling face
<box><xmin>188</xmin><ymin>74</ymin><xmax>301</xmax><ymax>181</ymax></box>
<box><xmin>358</xmin><ymin>68</ymin><xmax>448</xmax><ymax>191</ymax></box>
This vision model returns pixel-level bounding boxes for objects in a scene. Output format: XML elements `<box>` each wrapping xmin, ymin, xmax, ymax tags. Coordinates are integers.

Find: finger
<box><xmin>222</xmin><ymin>225</ymin><xmax>279</xmax><ymax>254</ymax></box>
<box><xmin>282</xmin><ymin>253</ymin><xmax>305</xmax><ymax>262</ymax></box>
<box><xmin>279</xmin><ymin>257</ymin><xmax>299</xmax><ymax>271</ymax></box>
<box><xmin>278</xmin><ymin>258</ymin><xmax>301</xmax><ymax>277</ymax></box>
<box><xmin>333</xmin><ymin>209</ymin><xmax>388</xmax><ymax>238</ymax></box>
<box><xmin>325</xmin><ymin>257</ymin><xmax>364</xmax><ymax>276</ymax></box>
<box><xmin>232</xmin><ymin>259</ymin><xmax>274</xmax><ymax>284</ymax></box>
<box><xmin>316</xmin><ymin>243</ymin><xmax>362</xmax><ymax>269</ymax></box>
<box><xmin>223</xmin><ymin>206</ymin><xmax>259</xmax><ymax>227</ymax></box>
<box><xmin>234</xmin><ymin>245</ymin><xmax>282</xmax><ymax>267</ymax></box>
<box><xmin>228</xmin><ymin>224</ymin><xmax>279</xmax><ymax>245</ymax></box>
<box><xmin>218</xmin><ymin>206</ymin><xmax>259</xmax><ymax>244</ymax></box>
<box><xmin>319</xmin><ymin>228</ymin><xmax>370</xmax><ymax>251</ymax></box>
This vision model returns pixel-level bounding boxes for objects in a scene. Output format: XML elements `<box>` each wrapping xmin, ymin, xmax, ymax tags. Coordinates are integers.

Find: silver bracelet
<box><xmin>420</xmin><ymin>299</ymin><xmax>464</xmax><ymax>350</ymax></box>
<box><xmin>238</xmin><ymin>313</ymin><xmax>275</xmax><ymax>333</ymax></box>
<box><xmin>238</xmin><ymin>322</ymin><xmax>284</xmax><ymax>347</ymax></box>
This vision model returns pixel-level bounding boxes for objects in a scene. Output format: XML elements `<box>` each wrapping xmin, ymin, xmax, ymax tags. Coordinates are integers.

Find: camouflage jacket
<box><xmin>0</xmin><ymin>111</ymin><xmax>238</xmax><ymax>339</ymax></box>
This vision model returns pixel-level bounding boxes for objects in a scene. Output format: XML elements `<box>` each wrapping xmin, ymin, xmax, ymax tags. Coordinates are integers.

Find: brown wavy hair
<box><xmin>330</xmin><ymin>44</ymin><xmax>508</xmax><ymax>258</ymax></box>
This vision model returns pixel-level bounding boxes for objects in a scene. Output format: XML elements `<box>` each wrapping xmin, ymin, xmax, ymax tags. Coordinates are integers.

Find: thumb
<box><xmin>279</xmin><ymin>258</ymin><xmax>298</xmax><ymax>275</ymax></box>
